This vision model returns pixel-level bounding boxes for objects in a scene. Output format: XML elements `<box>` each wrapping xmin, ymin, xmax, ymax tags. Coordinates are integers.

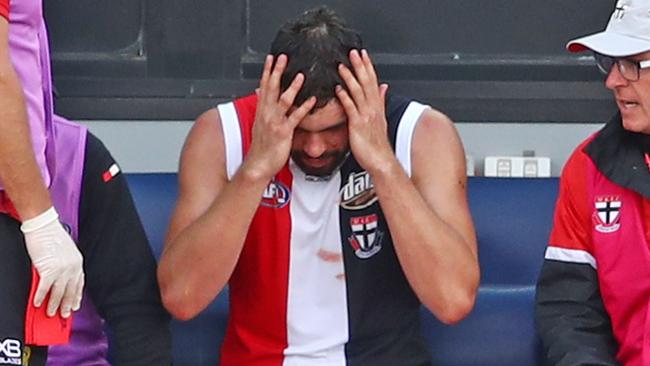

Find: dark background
<box><xmin>45</xmin><ymin>0</ymin><xmax>617</xmax><ymax>122</ymax></box>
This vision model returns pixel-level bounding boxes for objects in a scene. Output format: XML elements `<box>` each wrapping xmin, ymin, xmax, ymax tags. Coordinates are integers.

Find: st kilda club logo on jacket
<box><xmin>260</xmin><ymin>180</ymin><xmax>291</xmax><ymax>208</ymax></box>
<box><xmin>340</xmin><ymin>171</ymin><xmax>378</xmax><ymax>210</ymax></box>
<box><xmin>593</xmin><ymin>195</ymin><xmax>622</xmax><ymax>233</ymax></box>
<box><xmin>348</xmin><ymin>214</ymin><xmax>384</xmax><ymax>259</ymax></box>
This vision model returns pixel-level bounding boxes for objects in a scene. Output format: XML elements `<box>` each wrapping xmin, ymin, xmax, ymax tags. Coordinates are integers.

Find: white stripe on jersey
<box><xmin>217</xmin><ymin>102</ymin><xmax>243</xmax><ymax>180</ymax></box>
<box><xmin>283</xmin><ymin>161</ymin><xmax>348</xmax><ymax>366</ymax></box>
<box><xmin>395</xmin><ymin>102</ymin><xmax>429</xmax><ymax>177</ymax></box>
<box><xmin>545</xmin><ymin>246</ymin><xmax>597</xmax><ymax>269</ymax></box>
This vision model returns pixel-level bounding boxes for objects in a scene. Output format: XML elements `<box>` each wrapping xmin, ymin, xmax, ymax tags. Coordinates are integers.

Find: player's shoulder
<box><xmin>188</xmin><ymin>107</ymin><xmax>222</xmax><ymax>149</ymax></box>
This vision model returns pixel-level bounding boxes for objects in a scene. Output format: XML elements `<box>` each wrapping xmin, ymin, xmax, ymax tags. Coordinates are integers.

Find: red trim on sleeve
<box><xmin>220</xmin><ymin>94</ymin><xmax>291</xmax><ymax>365</ymax></box>
<box><xmin>233</xmin><ymin>93</ymin><xmax>257</xmax><ymax>155</ymax></box>
<box><xmin>0</xmin><ymin>0</ymin><xmax>9</xmax><ymax>20</ymax></box>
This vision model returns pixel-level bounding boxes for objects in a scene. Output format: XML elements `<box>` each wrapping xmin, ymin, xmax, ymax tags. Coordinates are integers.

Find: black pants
<box><xmin>0</xmin><ymin>214</ymin><xmax>47</xmax><ymax>366</ymax></box>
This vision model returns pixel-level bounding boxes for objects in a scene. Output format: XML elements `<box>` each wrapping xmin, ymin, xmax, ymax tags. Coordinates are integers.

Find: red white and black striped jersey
<box><xmin>216</xmin><ymin>93</ymin><xmax>433</xmax><ymax>366</ymax></box>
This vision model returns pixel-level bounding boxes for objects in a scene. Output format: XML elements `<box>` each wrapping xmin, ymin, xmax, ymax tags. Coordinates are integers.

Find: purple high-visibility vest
<box><xmin>7</xmin><ymin>0</ymin><xmax>110</xmax><ymax>363</ymax></box>
<box><xmin>5</xmin><ymin>0</ymin><xmax>52</xmax><ymax>190</ymax></box>
<box><xmin>45</xmin><ymin>116</ymin><xmax>110</xmax><ymax>366</ymax></box>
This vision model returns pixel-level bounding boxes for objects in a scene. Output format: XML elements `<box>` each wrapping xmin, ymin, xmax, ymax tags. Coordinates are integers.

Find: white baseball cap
<box><xmin>567</xmin><ymin>0</ymin><xmax>650</xmax><ymax>56</ymax></box>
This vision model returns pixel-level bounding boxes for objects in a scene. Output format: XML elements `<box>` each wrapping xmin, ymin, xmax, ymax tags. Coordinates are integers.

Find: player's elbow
<box><xmin>157</xmin><ymin>267</ymin><xmax>200</xmax><ymax>321</ymax></box>
<box><xmin>159</xmin><ymin>284</ymin><xmax>200</xmax><ymax>321</ymax></box>
<box><xmin>436</xmin><ymin>289</ymin><xmax>477</xmax><ymax>325</ymax></box>
<box><xmin>423</xmin><ymin>278</ymin><xmax>478</xmax><ymax>325</ymax></box>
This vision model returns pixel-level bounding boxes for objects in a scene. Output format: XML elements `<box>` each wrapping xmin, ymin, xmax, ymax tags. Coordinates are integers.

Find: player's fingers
<box><xmin>258</xmin><ymin>54</ymin><xmax>273</xmax><ymax>101</ymax></box>
<box><xmin>361</xmin><ymin>49</ymin><xmax>379</xmax><ymax>87</ymax></box>
<box><xmin>287</xmin><ymin>96</ymin><xmax>316</xmax><ymax>129</ymax></box>
<box><xmin>360</xmin><ymin>49</ymin><xmax>382</xmax><ymax>107</ymax></box>
<box><xmin>349</xmin><ymin>49</ymin><xmax>372</xmax><ymax>94</ymax></box>
<box><xmin>278</xmin><ymin>73</ymin><xmax>305</xmax><ymax>113</ymax></box>
<box><xmin>338</xmin><ymin>63</ymin><xmax>365</xmax><ymax>106</ymax></box>
<box><xmin>267</xmin><ymin>54</ymin><xmax>288</xmax><ymax>102</ymax></box>
<box><xmin>379</xmin><ymin>83</ymin><xmax>389</xmax><ymax>107</ymax></box>
<box><xmin>335</xmin><ymin>85</ymin><xmax>360</xmax><ymax>121</ymax></box>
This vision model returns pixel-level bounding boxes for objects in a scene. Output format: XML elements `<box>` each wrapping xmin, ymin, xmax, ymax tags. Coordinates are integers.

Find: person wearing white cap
<box><xmin>536</xmin><ymin>1</ymin><xmax>650</xmax><ymax>365</ymax></box>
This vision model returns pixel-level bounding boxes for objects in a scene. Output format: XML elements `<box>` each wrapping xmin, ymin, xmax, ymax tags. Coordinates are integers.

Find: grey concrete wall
<box><xmin>79</xmin><ymin>121</ymin><xmax>192</xmax><ymax>173</ymax></box>
<box><xmin>457</xmin><ymin>123</ymin><xmax>603</xmax><ymax>176</ymax></box>
<box><xmin>80</xmin><ymin>120</ymin><xmax>603</xmax><ymax>177</ymax></box>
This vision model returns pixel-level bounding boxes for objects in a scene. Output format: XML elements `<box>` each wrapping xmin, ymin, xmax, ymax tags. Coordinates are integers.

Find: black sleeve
<box><xmin>535</xmin><ymin>259</ymin><xmax>619</xmax><ymax>366</ymax></box>
<box><xmin>78</xmin><ymin>133</ymin><xmax>172</xmax><ymax>366</ymax></box>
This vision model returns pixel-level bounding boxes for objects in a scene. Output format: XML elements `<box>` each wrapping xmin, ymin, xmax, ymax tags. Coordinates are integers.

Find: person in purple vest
<box><xmin>535</xmin><ymin>1</ymin><xmax>650</xmax><ymax>365</ymax></box>
<box><xmin>0</xmin><ymin>1</ymin><xmax>171</xmax><ymax>365</ymax></box>
<box><xmin>0</xmin><ymin>0</ymin><xmax>83</xmax><ymax>345</ymax></box>
<box><xmin>0</xmin><ymin>1</ymin><xmax>82</xmax><ymax>365</ymax></box>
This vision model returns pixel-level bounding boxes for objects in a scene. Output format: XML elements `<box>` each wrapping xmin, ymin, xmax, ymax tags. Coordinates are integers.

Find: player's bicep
<box><xmin>165</xmin><ymin>109</ymin><xmax>228</xmax><ymax>245</ymax></box>
<box><xmin>411</xmin><ymin>109</ymin><xmax>477</xmax><ymax>252</ymax></box>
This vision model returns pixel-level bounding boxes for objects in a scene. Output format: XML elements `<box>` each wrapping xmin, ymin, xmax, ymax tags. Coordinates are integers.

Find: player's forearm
<box><xmin>0</xmin><ymin>64</ymin><xmax>52</xmax><ymax>220</ymax></box>
<box><xmin>158</xmin><ymin>162</ymin><xmax>271</xmax><ymax>320</ymax></box>
<box><xmin>371</xmin><ymin>159</ymin><xmax>479</xmax><ymax>324</ymax></box>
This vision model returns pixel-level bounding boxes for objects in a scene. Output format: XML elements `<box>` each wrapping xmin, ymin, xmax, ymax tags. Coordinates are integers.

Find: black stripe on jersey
<box><xmin>340</xmin><ymin>94</ymin><xmax>432</xmax><ymax>365</ymax></box>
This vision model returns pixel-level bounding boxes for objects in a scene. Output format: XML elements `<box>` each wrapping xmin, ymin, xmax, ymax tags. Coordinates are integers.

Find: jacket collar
<box><xmin>584</xmin><ymin>113</ymin><xmax>650</xmax><ymax>199</ymax></box>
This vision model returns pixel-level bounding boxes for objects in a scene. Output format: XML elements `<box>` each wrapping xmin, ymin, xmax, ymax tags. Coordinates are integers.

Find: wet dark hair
<box><xmin>270</xmin><ymin>6</ymin><xmax>362</xmax><ymax>109</ymax></box>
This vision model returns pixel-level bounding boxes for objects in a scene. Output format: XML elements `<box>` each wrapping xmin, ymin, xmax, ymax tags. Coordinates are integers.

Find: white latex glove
<box><xmin>21</xmin><ymin>206</ymin><xmax>84</xmax><ymax>318</ymax></box>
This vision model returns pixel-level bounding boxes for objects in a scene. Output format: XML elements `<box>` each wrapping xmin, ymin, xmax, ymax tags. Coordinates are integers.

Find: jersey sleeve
<box><xmin>78</xmin><ymin>132</ymin><xmax>172</xmax><ymax>365</ymax></box>
<box><xmin>0</xmin><ymin>0</ymin><xmax>8</xmax><ymax>20</ymax></box>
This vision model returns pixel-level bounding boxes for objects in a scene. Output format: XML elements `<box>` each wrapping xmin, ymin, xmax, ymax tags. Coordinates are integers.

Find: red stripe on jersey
<box><xmin>548</xmin><ymin>138</ymin><xmax>594</xmax><ymax>253</ymax></box>
<box><xmin>234</xmin><ymin>94</ymin><xmax>257</xmax><ymax>154</ymax></box>
<box><xmin>0</xmin><ymin>0</ymin><xmax>8</xmax><ymax>20</ymax></box>
<box><xmin>220</xmin><ymin>94</ymin><xmax>291</xmax><ymax>366</ymax></box>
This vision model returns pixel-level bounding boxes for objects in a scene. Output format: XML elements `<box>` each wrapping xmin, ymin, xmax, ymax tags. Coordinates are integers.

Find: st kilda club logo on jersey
<box><xmin>593</xmin><ymin>195</ymin><xmax>622</xmax><ymax>233</ymax></box>
<box><xmin>260</xmin><ymin>180</ymin><xmax>291</xmax><ymax>208</ymax></box>
<box><xmin>348</xmin><ymin>214</ymin><xmax>384</xmax><ymax>259</ymax></box>
<box><xmin>340</xmin><ymin>171</ymin><xmax>378</xmax><ymax>210</ymax></box>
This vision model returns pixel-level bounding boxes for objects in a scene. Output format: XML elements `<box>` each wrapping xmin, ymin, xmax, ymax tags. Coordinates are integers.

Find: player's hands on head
<box><xmin>336</xmin><ymin>49</ymin><xmax>393</xmax><ymax>175</ymax></box>
<box><xmin>245</xmin><ymin>54</ymin><xmax>317</xmax><ymax>180</ymax></box>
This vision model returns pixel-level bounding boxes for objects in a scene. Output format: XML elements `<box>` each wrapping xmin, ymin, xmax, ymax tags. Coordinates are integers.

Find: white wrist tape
<box><xmin>20</xmin><ymin>206</ymin><xmax>59</xmax><ymax>233</ymax></box>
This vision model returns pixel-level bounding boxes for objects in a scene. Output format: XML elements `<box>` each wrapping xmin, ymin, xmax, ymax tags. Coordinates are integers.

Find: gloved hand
<box><xmin>21</xmin><ymin>206</ymin><xmax>84</xmax><ymax>318</ymax></box>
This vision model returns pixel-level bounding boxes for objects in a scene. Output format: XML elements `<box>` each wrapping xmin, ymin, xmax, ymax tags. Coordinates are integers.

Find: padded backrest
<box><xmin>126</xmin><ymin>174</ymin><xmax>225</xmax><ymax>365</ymax></box>
<box><xmin>469</xmin><ymin>177</ymin><xmax>558</xmax><ymax>285</ymax></box>
<box><xmin>422</xmin><ymin>287</ymin><xmax>540</xmax><ymax>366</ymax></box>
<box><xmin>126</xmin><ymin>173</ymin><xmax>177</xmax><ymax>259</ymax></box>
<box><xmin>424</xmin><ymin>177</ymin><xmax>558</xmax><ymax>366</ymax></box>
<box><xmin>126</xmin><ymin>174</ymin><xmax>559</xmax><ymax>365</ymax></box>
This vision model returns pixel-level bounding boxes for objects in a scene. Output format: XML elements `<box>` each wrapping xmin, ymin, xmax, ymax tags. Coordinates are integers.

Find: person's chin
<box><xmin>621</xmin><ymin>114</ymin><xmax>650</xmax><ymax>134</ymax></box>
<box><xmin>296</xmin><ymin>159</ymin><xmax>337</xmax><ymax>177</ymax></box>
<box><xmin>299</xmin><ymin>164</ymin><xmax>336</xmax><ymax>177</ymax></box>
